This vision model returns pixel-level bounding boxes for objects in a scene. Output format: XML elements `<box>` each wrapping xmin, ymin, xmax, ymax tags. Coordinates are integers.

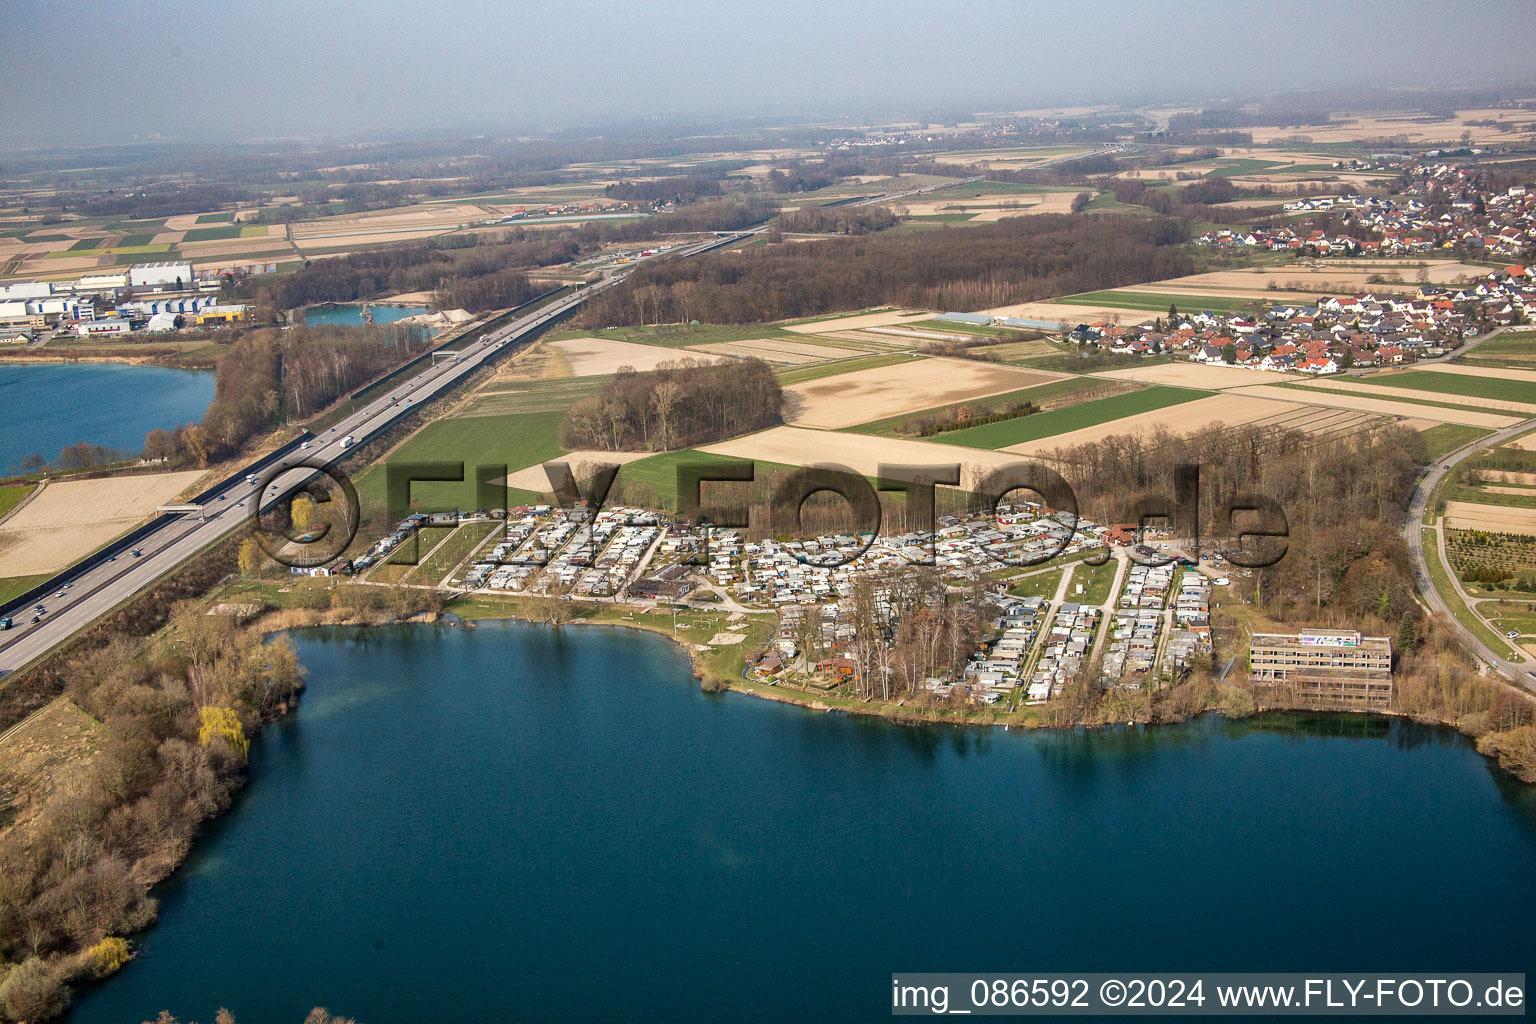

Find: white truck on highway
<box><xmin>340</xmin><ymin>435</ymin><xmax>356</xmax><ymax>449</ymax></box>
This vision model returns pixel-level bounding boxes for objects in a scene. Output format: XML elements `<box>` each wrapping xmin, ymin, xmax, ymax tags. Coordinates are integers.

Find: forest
<box><xmin>579</xmin><ymin>213</ymin><xmax>1193</xmax><ymax>325</ymax></box>
<box><xmin>141</xmin><ymin>323</ymin><xmax>433</xmax><ymax>465</ymax></box>
<box><xmin>559</xmin><ymin>358</ymin><xmax>782</xmax><ymax>452</ymax></box>
<box><xmin>236</xmin><ymin>233</ymin><xmax>574</xmax><ymax>312</ymax></box>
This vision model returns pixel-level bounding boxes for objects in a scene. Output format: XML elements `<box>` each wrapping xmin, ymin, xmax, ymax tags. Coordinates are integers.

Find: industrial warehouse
<box><xmin>0</xmin><ymin>260</ymin><xmax>248</xmax><ymax>337</ymax></box>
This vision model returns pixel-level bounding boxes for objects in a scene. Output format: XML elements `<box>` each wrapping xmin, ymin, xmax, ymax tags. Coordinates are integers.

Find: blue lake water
<box><xmin>71</xmin><ymin>622</ymin><xmax>1536</xmax><ymax>1023</ymax></box>
<box><xmin>0</xmin><ymin>362</ymin><xmax>214</xmax><ymax>473</ymax></box>
<box><xmin>300</xmin><ymin>304</ymin><xmax>424</xmax><ymax>328</ymax></box>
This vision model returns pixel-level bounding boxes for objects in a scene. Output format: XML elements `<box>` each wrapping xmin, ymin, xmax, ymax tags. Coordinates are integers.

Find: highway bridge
<box><xmin>0</xmin><ymin>231</ymin><xmax>750</xmax><ymax>677</ymax></box>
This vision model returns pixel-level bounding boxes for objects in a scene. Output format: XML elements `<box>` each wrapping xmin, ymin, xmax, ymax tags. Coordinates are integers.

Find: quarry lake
<box><xmin>0</xmin><ymin>362</ymin><xmax>214</xmax><ymax>474</ymax></box>
<box><xmin>299</xmin><ymin>303</ymin><xmax>424</xmax><ymax>328</ymax></box>
<box><xmin>73</xmin><ymin>622</ymin><xmax>1536</xmax><ymax>1024</ymax></box>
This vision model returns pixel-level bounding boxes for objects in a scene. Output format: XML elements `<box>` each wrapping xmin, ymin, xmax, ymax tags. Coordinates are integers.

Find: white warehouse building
<box><xmin>128</xmin><ymin>261</ymin><xmax>195</xmax><ymax>290</ymax></box>
<box><xmin>0</xmin><ymin>280</ymin><xmax>52</xmax><ymax>301</ymax></box>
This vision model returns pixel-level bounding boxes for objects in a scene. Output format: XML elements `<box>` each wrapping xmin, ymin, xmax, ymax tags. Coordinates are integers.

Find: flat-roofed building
<box><xmin>1249</xmin><ymin>628</ymin><xmax>1393</xmax><ymax>709</ymax></box>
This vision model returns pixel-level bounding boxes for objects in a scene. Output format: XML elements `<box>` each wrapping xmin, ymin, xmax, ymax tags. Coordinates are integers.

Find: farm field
<box><xmin>1444</xmin><ymin>502</ymin><xmax>1536</xmax><ymax>536</ymax></box>
<box><xmin>927</xmin><ymin>386</ymin><xmax>1209</xmax><ymax>450</ymax></box>
<box><xmin>774</xmin><ymin>353</ymin><xmax>917</xmax><ymax>386</ymax></box>
<box><xmin>683</xmin><ymin>337</ymin><xmax>864</xmax><ymax>364</ymax></box>
<box><xmin>1287</xmin><ymin>376</ymin><xmax>1536</xmax><ymax>416</ymax></box>
<box><xmin>1355</xmin><ymin>369</ymin><xmax>1536</xmax><ymax>406</ymax></box>
<box><xmin>998</xmin><ymin>392</ymin><xmax>1380</xmax><ymax>457</ymax></box>
<box><xmin>700</xmin><ymin>426</ymin><xmax>1028</xmax><ymax>492</ymax></box>
<box><xmin>547</xmin><ymin>337</ymin><xmax>727</xmax><ymax>376</ymax></box>
<box><xmin>781</xmin><ymin>310</ymin><xmax>931</xmax><ymax>335</ymax></box>
<box><xmin>1093</xmin><ymin>363</ymin><xmax>1280</xmax><ymax>390</ymax></box>
<box><xmin>1461</xmin><ymin>330</ymin><xmax>1536</xmax><ymax>368</ymax></box>
<box><xmin>1055</xmin><ymin>290</ymin><xmax>1261</xmax><ymax>315</ymax></box>
<box><xmin>0</xmin><ymin>471</ymin><xmax>205</xmax><ymax>576</ymax></box>
<box><xmin>846</xmin><ymin>377</ymin><xmax>1115</xmax><ymax>436</ymax></box>
<box><xmin>1228</xmin><ymin>383</ymin><xmax>1517</xmax><ymax>428</ymax></box>
<box><xmin>502</xmin><ymin>450</ymin><xmax>653</xmax><ymax>494</ymax></box>
<box><xmin>782</xmin><ymin>357</ymin><xmax>1065</xmax><ymax>429</ymax></box>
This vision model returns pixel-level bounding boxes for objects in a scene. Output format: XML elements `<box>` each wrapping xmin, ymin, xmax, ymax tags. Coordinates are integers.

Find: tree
<box><xmin>1168</xmin><ymin>302</ymin><xmax>1179</xmax><ymax>322</ymax></box>
<box><xmin>1220</xmin><ymin>342</ymin><xmax>1237</xmax><ymax>364</ymax></box>
<box><xmin>1070</xmin><ymin>191</ymin><xmax>1093</xmax><ymax>213</ymax></box>
<box><xmin>1398</xmin><ymin>611</ymin><xmax>1417</xmax><ymax>654</ymax></box>
<box><xmin>291</xmin><ymin>495</ymin><xmax>317</xmax><ymax>532</ymax></box>
<box><xmin>0</xmin><ymin>957</ymin><xmax>69</xmax><ymax>1021</ymax></box>
<box><xmin>237</xmin><ymin>538</ymin><xmax>260</xmax><ymax>576</ymax></box>
<box><xmin>198</xmin><ymin>706</ymin><xmax>250</xmax><ymax>759</ymax></box>
<box><xmin>183</xmin><ymin>424</ymin><xmax>211</xmax><ymax>467</ymax></box>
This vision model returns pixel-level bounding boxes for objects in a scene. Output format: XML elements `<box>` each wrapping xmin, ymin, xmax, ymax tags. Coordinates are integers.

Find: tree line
<box><xmin>143</xmin><ymin>324</ymin><xmax>433</xmax><ymax>465</ymax></box>
<box><xmin>578</xmin><ymin>213</ymin><xmax>1193</xmax><ymax>325</ymax></box>
<box><xmin>560</xmin><ymin>358</ymin><xmax>782</xmax><ymax>452</ymax></box>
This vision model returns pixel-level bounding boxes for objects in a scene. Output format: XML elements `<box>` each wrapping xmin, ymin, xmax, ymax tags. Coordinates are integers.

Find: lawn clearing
<box><xmin>354</xmin><ymin>410</ymin><xmax>568</xmax><ymax>518</ymax></box>
<box><xmin>0</xmin><ymin>484</ymin><xmax>37</xmax><ymax>522</ymax></box>
<box><xmin>1419</xmin><ymin>424</ymin><xmax>1493</xmax><ymax>461</ymax></box>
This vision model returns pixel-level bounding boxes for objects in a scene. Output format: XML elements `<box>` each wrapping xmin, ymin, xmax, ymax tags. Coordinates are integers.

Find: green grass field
<box><xmin>611</xmin><ymin>449</ymin><xmax>800</xmax><ymax>512</ymax></box>
<box><xmin>118</xmin><ymin>232</ymin><xmax>155</xmax><ymax>247</ymax></box>
<box><xmin>1418</xmin><ymin>424</ymin><xmax>1493</xmax><ymax>461</ymax></box>
<box><xmin>1008</xmin><ymin>566</ymin><xmax>1064</xmax><ymax>600</ymax></box>
<box><xmin>847</xmin><ymin>377</ymin><xmax>1104</xmax><ymax>436</ymax></box>
<box><xmin>1460</xmin><ymin>330</ymin><xmax>1536</xmax><ymax>369</ymax></box>
<box><xmin>67</xmin><ymin>237</ymin><xmax>108</xmax><ymax>251</ymax></box>
<box><xmin>0</xmin><ymin>573</ymin><xmax>53</xmax><ymax>608</ymax></box>
<box><xmin>1205</xmin><ymin>158</ymin><xmax>1284</xmax><ymax>177</ymax></box>
<box><xmin>1057</xmin><ymin>289</ymin><xmax>1263</xmax><ymax>315</ymax></box>
<box><xmin>355</xmin><ymin>409</ymin><xmax>569</xmax><ymax>517</ymax></box>
<box><xmin>195</xmin><ymin>212</ymin><xmax>234</xmax><ymax>224</ymax></box>
<box><xmin>239</xmin><ymin>225</ymin><xmax>268</xmax><ymax>238</ymax></box>
<box><xmin>923</xmin><ymin>386</ymin><xmax>1211</xmax><ymax>450</ymax></box>
<box><xmin>182</xmin><ymin>225</ymin><xmax>243</xmax><ymax>242</ymax></box>
<box><xmin>1357</xmin><ymin>369</ymin><xmax>1535</xmax><ymax>406</ymax></box>
<box><xmin>547</xmin><ymin>323</ymin><xmax>806</xmax><ymax>349</ymax></box>
<box><xmin>0</xmin><ymin>484</ymin><xmax>37</xmax><ymax>521</ymax></box>
<box><xmin>1073</xmin><ymin>557</ymin><xmax>1122</xmax><ymax>607</ymax></box>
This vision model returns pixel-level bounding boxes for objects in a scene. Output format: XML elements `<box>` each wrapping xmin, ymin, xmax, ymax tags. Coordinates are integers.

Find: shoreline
<box><xmin>264</xmin><ymin>603</ymin><xmax>1462</xmax><ymax>735</ymax></box>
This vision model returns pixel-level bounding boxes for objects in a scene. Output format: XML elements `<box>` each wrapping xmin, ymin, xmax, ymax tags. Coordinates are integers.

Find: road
<box><xmin>1405</xmin><ymin>415</ymin><xmax>1535</xmax><ymax>686</ymax></box>
<box><xmin>0</xmin><ymin>232</ymin><xmax>748</xmax><ymax>677</ymax></box>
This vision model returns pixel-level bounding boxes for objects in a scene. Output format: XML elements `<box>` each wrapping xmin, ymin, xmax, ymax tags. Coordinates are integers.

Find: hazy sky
<box><xmin>5</xmin><ymin>0</ymin><xmax>1535</xmax><ymax>147</ymax></box>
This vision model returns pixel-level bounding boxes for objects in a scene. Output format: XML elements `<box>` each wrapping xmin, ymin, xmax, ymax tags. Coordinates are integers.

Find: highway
<box><xmin>0</xmin><ymin>232</ymin><xmax>747</xmax><ymax>677</ymax></box>
<box><xmin>1405</xmin><ymin>415</ymin><xmax>1535</xmax><ymax>687</ymax></box>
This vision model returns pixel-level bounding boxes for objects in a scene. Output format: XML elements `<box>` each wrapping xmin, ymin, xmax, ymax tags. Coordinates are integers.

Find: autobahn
<box><xmin>0</xmin><ymin>231</ymin><xmax>749</xmax><ymax>677</ymax></box>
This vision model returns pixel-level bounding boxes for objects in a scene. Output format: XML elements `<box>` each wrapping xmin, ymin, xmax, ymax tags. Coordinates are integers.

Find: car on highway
<box><xmin>130</xmin><ymin>549</ymin><xmax>142</xmax><ymax>557</ymax></box>
<box><xmin>30</xmin><ymin>615</ymin><xmax>40</xmax><ymax>624</ymax></box>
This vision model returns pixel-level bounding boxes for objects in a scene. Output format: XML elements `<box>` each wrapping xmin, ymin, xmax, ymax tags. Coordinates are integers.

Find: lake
<box><xmin>300</xmin><ymin>304</ymin><xmax>425</xmax><ymax>328</ymax></box>
<box><xmin>0</xmin><ymin>362</ymin><xmax>214</xmax><ymax>474</ymax></box>
<box><xmin>71</xmin><ymin>622</ymin><xmax>1536</xmax><ymax>1023</ymax></box>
